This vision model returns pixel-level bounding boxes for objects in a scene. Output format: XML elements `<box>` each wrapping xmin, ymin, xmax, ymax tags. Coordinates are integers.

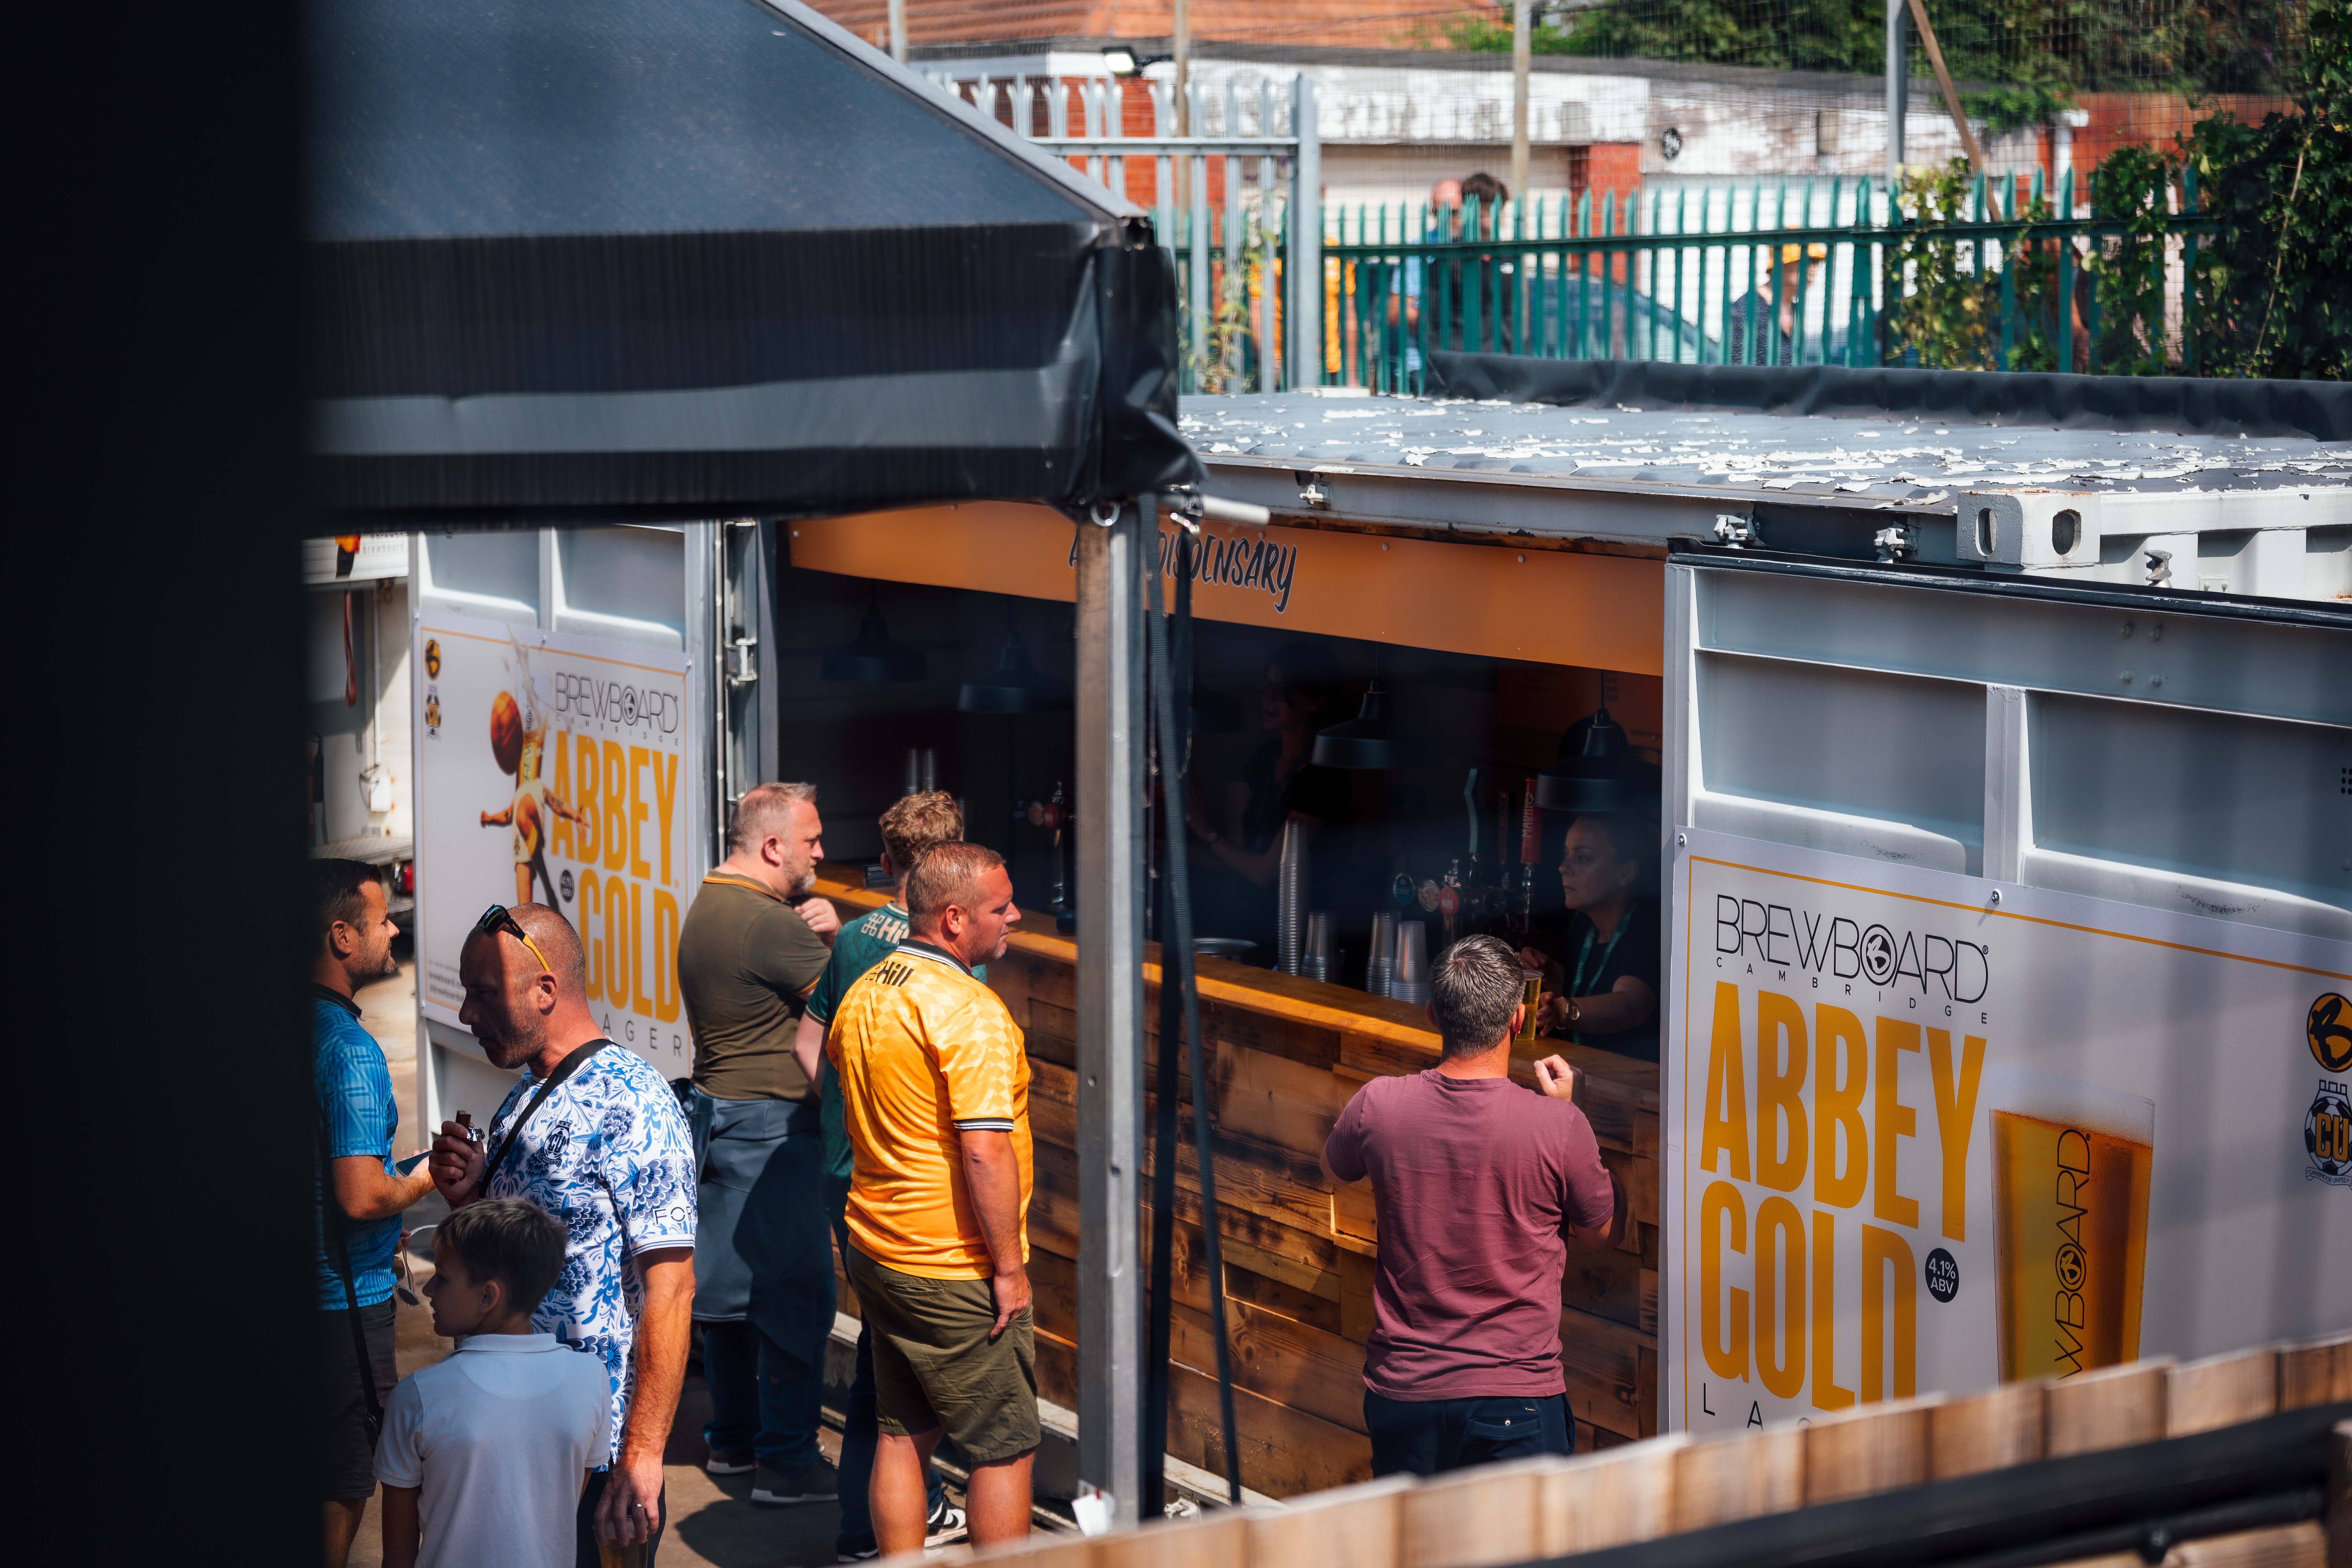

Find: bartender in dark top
<box><xmin>1185</xmin><ymin>642</ymin><xmax>1350</xmax><ymax>947</ymax></box>
<box><xmin>1518</xmin><ymin>813</ymin><xmax>1659</xmax><ymax>1060</ymax></box>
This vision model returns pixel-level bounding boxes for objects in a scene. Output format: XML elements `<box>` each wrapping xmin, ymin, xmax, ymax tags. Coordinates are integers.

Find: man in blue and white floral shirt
<box><xmin>431</xmin><ymin>904</ymin><xmax>695</xmax><ymax>1566</ymax></box>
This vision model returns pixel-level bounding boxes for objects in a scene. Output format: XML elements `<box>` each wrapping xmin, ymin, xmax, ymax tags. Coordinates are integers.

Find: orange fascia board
<box><xmin>788</xmin><ymin>501</ymin><xmax>1663</xmax><ymax>677</ymax></box>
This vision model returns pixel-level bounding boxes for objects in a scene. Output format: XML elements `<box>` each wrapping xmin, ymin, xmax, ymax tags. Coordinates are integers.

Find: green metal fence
<box><xmin>1168</xmin><ymin>169</ymin><xmax>2225</xmax><ymax>394</ymax></box>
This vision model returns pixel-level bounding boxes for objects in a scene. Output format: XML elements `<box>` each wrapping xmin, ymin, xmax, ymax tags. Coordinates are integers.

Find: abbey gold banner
<box><xmin>413</xmin><ymin>613</ymin><xmax>696</xmax><ymax>1074</ymax></box>
<box><xmin>1663</xmin><ymin>828</ymin><xmax>2350</xmax><ymax>1434</ymax></box>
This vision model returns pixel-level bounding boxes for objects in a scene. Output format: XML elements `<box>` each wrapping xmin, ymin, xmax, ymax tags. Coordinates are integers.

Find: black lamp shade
<box><xmin>1312</xmin><ymin>682</ymin><xmax>1408</xmax><ymax>770</ymax></box>
<box><xmin>1535</xmin><ymin>706</ymin><xmax>1661</xmax><ymax>812</ymax></box>
<box><xmin>822</xmin><ymin>603</ymin><xmax>926</xmax><ymax>683</ymax></box>
<box><xmin>958</xmin><ymin>635</ymin><xmax>1068</xmax><ymax>713</ymax></box>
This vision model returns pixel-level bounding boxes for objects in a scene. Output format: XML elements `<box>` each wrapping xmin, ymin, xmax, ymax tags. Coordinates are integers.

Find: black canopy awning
<box><xmin>307</xmin><ymin>0</ymin><xmax>1202</xmax><ymax>523</ymax></box>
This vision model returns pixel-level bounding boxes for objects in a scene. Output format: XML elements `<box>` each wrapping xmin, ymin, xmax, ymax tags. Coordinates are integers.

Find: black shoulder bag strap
<box><xmin>478</xmin><ymin>1039</ymin><xmax>608</xmax><ymax>1194</ymax></box>
<box><xmin>314</xmin><ymin>1105</ymin><xmax>385</xmax><ymax>1444</ymax></box>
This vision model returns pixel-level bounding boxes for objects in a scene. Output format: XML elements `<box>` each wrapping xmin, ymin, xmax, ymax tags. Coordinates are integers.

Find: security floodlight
<box><xmin>1100</xmin><ymin>45</ymin><xmax>1171</xmax><ymax>77</ymax></box>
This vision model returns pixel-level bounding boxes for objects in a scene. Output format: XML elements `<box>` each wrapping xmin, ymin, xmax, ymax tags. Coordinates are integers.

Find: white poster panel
<box><xmin>414</xmin><ymin>613</ymin><xmax>695</xmax><ymax>1076</ymax></box>
<box><xmin>1663</xmin><ymin>828</ymin><xmax>2350</xmax><ymax>1435</ymax></box>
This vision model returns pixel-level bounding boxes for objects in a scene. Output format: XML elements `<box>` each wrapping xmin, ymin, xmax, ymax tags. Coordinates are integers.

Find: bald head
<box><xmin>507</xmin><ymin>903</ymin><xmax>590</xmax><ymax>997</ymax></box>
<box><xmin>458</xmin><ymin>903</ymin><xmax>597</xmax><ymax>1072</ymax></box>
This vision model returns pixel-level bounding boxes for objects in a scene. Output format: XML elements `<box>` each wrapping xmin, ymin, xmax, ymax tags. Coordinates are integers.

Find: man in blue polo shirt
<box><xmin>311</xmin><ymin>859</ymin><xmax>436</xmax><ymax>1568</ymax></box>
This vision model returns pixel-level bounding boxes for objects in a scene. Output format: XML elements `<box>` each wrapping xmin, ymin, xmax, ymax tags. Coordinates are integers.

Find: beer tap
<box><xmin>1517</xmin><ymin>785</ymin><xmax>1540</xmax><ymax>935</ymax></box>
<box><xmin>1012</xmin><ymin>782</ymin><xmax>1071</xmax><ymax>918</ymax></box>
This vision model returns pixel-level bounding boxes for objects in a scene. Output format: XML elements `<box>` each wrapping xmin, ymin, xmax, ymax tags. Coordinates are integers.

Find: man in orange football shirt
<box><xmin>826</xmin><ymin>842</ymin><xmax>1034</xmax><ymax>1555</ymax></box>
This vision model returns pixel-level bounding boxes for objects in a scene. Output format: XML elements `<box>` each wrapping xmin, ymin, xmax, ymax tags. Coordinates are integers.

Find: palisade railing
<box><xmin>1311</xmin><ymin>169</ymin><xmax>2223</xmax><ymax>392</ymax></box>
<box><xmin>920</xmin><ymin>65</ymin><xmax>2224</xmax><ymax>392</ymax></box>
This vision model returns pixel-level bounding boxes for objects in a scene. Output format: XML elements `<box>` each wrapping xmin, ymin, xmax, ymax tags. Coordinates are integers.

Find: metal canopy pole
<box><xmin>1290</xmin><ymin>74</ymin><xmax>1321</xmax><ymax>390</ymax></box>
<box><xmin>1885</xmin><ymin>0</ymin><xmax>1909</xmax><ymax>190</ymax></box>
<box><xmin>1073</xmin><ymin>504</ymin><xmax>1146</xmax><ymax>1530</ymax></box>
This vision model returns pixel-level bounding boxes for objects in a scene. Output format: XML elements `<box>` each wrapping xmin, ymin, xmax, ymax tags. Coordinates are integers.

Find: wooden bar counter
<box><xmin>813</xmin><ymin>865</ymin><xmax>1662</xmax><ymax>1498</ymax></box>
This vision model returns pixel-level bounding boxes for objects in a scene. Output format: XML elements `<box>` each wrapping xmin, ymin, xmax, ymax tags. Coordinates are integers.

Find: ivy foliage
<box><xmin>1882</xmin><ymin>162</ymin><xmax>2066</xmax><ymax>369</ymax></box>
<box><xmin>1437</xmin><ymin>0</ymin><xmax>2307</xmax><ymax>102</ymax></box>
<box><xmin>1885</xmin><ymin>163</ymin><xmax>2006</xmax><ymax>368</ymax></box>
<box><xmin>1881</xmin><ymin>0</ymin><xmax>2346</xmax><ymax>379</ymax></box>
<box><xmin>2177</xmin><ymin>0</ymin><xmax>2349</xmax><ymax>378</ymax></box>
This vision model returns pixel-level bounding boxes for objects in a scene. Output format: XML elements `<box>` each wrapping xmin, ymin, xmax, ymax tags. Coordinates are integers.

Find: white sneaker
<box><xmin>925</xmin><ymin>1499</ymin><xmax>969</xmax><ymax>1548</ymax></box>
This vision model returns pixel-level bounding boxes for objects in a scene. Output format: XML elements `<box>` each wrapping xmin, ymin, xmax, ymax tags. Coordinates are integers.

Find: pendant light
<box><xmin>1535</xmin><ymin>706</ymin><xmax>1660</xmax><ymax>812</ymax></box>
<box><xmin>1311</xmin><ymin>678</ymin><xmax>1407</xmax><ymax>769</ymax></box>
<box><xmin>822</xmin><ymin>584</ymin><xmax>926</xmax><ymax>683</ymax></box>
<box><xmin>957</xmin><ymin>601</ymin><xmax>1068</xmax><ymax>713</ymax></box>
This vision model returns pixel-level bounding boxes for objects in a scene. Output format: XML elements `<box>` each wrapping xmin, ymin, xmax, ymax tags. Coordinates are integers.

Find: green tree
<box><xmin>1436</xmin><ymin>0</ymin><xmax>2305</xmax><ymax>105</ymax></box>
<box><xmin>2178</xmin><ymin>0</ymin><xmax>2350</xmax><ymax>377</ymax></box>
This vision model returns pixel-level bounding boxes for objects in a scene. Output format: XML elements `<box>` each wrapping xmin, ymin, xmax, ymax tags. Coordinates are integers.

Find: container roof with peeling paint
<box><xmin>1180</xmin><ymin>388</ymin><xmax>2352</xmax><ymax>603</ymax></box>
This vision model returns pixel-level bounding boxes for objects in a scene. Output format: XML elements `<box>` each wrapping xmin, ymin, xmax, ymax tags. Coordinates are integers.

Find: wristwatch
<box><xmin>1565</xmin><ymin>997</ymin><xmax>1583</xmax><ymax>1027</ymax></box>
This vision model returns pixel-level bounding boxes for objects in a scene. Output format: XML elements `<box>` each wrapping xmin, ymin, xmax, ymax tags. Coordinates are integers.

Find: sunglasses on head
<box><xmin>474</xmin><ymin>904</ymin><xmax>553</xmax><ymax>975</ymax></box>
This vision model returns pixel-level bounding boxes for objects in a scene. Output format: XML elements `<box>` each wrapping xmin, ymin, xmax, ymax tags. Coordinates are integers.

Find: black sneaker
<box><xmin>751</xmin><ymin>1457</ymin><xmax>840</xmax><ymax>1507</ymax></box>
<box><xmin>705</xmin><ymin>1449</ymin><xmax>755</xmax><ymax>1476</ymax></box>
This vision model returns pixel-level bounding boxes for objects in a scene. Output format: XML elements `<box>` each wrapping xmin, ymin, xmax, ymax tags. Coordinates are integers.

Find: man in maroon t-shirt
<box><xmin>1323</xmin><ymin>933</ymin><xmax>1624</xmax><ymax>1476</ymax></box>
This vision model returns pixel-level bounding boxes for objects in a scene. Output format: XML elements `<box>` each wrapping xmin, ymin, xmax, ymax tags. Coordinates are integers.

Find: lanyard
<box><xmin>1569</xmin><ymin>917</ymin><xmax>1628</xmax><ymax>1040</ymax></box>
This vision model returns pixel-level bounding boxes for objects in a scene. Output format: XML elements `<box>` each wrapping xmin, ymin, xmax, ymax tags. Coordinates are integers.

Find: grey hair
<box><xmin>1430</xmin><ymin>934</ymin><xmax>1527</xmax><ymax>1059</ymax></box>
<box><xmin>729</xmin><ymin>781</ymin><xmax>818</xmax><ymax>853</ymax></box>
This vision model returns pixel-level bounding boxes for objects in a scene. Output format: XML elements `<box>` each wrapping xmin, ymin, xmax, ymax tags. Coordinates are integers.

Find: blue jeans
<box><xmin>702</xmin><ymin>1318</ymin><xmax>822</xmax><ymax>1471</ymax></box>
<box><xmin>689</xmin><ymin>1088</ymin><xmax>833</xmax><ymax>1470</ymax></box>
<box><xmin>834</xmin><ymin>1224</ymin><xmax>944</xmax><ymax>1558</ymax></box>
<box><xmin>1363</xmin><ymin>1390</ymin><xmax>1576</xmax><ymax>1478</ymax></box>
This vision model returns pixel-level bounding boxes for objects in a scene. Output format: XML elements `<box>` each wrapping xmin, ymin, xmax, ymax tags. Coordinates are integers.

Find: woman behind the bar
<box><xmin>1184</xmin><ymin>641</ymin><xmax>1350</xmax><ymax>956</ymax></box>
<box><xmin>1518</xmin><ymin>813</ymin><xmax>1659</xmax><ymax>1061</ymax></box>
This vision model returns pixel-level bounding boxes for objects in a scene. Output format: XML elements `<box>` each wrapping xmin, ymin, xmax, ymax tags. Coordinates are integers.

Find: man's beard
<box><xmin>477</xmin><ymin>1012</ymin><xmax>546</xmax><ymax>1071</ymax></box>
<box><xmin>789</xmin><ymin>865</ymin><xmax>817</xmax><ymax>897</ymax></box>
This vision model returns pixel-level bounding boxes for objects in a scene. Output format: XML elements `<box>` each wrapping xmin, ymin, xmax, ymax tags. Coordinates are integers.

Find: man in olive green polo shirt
<box><xmin>676</xmin><ymin>780</ymin><xmax>841</xmax><ymax>1507</ymax></box>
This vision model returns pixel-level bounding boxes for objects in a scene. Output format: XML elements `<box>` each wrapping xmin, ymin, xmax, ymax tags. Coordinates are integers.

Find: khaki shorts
<box><xmin>845</xmin><ymin>1245</ymin><xmax>1040</xmax><ymax>1464</ymax></box>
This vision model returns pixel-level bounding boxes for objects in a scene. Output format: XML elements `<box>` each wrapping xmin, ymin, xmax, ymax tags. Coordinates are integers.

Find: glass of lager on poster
<box><xmin>1986</xmin><ymin>1067</ymin><xmax>2155</xmax><ymax>1383</ymax></box>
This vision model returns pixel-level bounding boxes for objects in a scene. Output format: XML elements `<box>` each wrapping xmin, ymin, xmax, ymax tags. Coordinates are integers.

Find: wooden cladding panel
<box><xmin>1539</xmin><ymin>1437</ymin><xmax>1686</xmax><ymax>1555</ymax></box>
<box><xmin>1034</xmin><ymin>1327</ymin><xmax>1375</xmax><ymax>1497</ymax></box>
<box><xmin>829</xmin><ymin>870</ymin><xmax>1667</xmax><ymax>1499</ymax></box>
<box><xmin>1803</xmin><ymin>1396</ymin><xmax>1938</xmax><ymax>1504</ymax></box>
<box><xmin>1244</xmin><ymin>1476</ymin><xmax>1412</xmax><ymax>1568</ymax></box>
<box><xmin>1928</xmin><ymin>1381</ymin><xmax>2045</xmax><ymax>1479</ymax></box>
<box><xmin>2045</xmin><ymin>1359</ymin><xmax>2171</xmax><ymax>1458</ymax></box>
<box><xmin>1670</xmin><ymin>1424</ymin><xmax>1805</xmax><ymax>1532</ymax></box>
<box><xmin>1558</xmin><ymin>1305</ymin><xmax>1653</xmax><ymax>1443</ymax></box>
<box><xmin>1399</xmin><ymin>1455</ymin><xmax>1567</xmax><ymax>1568</ymax></box>
<box><xmin>1094</xmin><ymin>1508</ymin><xmax>1251</xmax><ymax>1568</ymax></box>
<box><xmin>1032</xmin><ymin>1241</ymin><xmax>1368</xmax><ymax>1432</ymax></box>
<box><xmin>2279</xmin><ymin>1332</ymin><xmax>2351</xmax><ymax>1407</ymax></box>
<box><xmin>938</xmin><ymin>1345</ymin><xmax>2315</xmax><ymax>1568</ymax></box>
<box><xmin>2168</xmin><ymin>1347</ymin><xmax>2279</xmax><ymax>1437</ymax></box>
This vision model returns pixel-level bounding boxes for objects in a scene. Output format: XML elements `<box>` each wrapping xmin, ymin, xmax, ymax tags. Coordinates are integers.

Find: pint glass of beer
<box><xmin>1986</xmin><ymin>1067</ymin><xmax>2154</xmax><ymax>1383</ymax></box>
<box><xmin>1517</xmin><ymin>971</ymin><xmax>1544</xmax><ymax>1044</ymax></box>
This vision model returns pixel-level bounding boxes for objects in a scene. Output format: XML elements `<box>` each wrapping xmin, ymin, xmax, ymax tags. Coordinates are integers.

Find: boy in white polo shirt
<box><xmin>377</xmin><ymin>1199</ymin><xmax>610</xmax><ymax>1568</ymax></box>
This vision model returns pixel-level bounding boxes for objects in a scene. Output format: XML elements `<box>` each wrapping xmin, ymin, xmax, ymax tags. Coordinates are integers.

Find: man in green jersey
<box><xmin>794</xmin><ymin>791</ymin><xmax>976</xmax><ymax>1559</ymax></box>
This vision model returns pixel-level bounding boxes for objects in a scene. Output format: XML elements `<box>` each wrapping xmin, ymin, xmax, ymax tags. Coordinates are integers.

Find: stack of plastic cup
<box><xmin>1303</xmin><ymin>913</ymin><xmax>1333</xmax><ymax>982</ymax></box>
<box><xmin>1390</xmin><ymin>920</ymin><xmax>1431</xmax><ymax>1004</ymax></box>
<box><xmin>1276</xmin><ymin>820</ymin><xmax>1308</xmax><ymax>975</ymax></box>
<box><xmin>1367</xmin><ymin>910</ymin><xmax>1398</xmax><ymax>996</ymax></box>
